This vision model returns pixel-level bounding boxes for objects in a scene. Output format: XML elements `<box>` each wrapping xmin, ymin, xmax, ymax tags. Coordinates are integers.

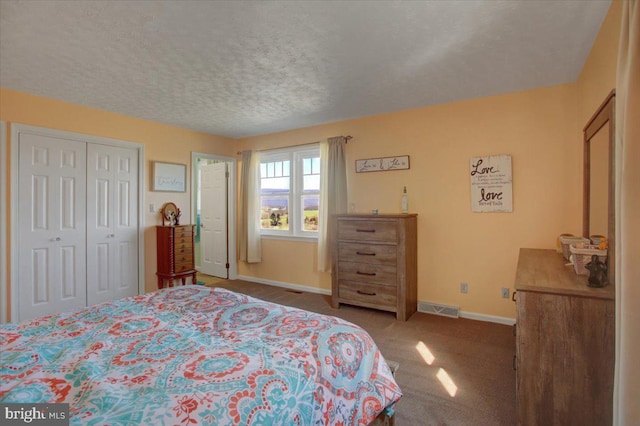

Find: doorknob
<box><xmin>52</xmin><ymin>237</ymin><xmax>61</xmax><ymax>242</ymax></box>
<box><xmin>110</xmin><ymin>234</ymin><xmax>115</xmax><ymax>238</ymax></box>
<box><xmin>200</xmin><ymin>223</ymin><xmax>205</xmax><ymax>228</ymax></box>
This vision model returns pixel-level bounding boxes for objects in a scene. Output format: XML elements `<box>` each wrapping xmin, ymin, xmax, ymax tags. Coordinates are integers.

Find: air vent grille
<box><xmin>418</xmin><ymin>302</ymin><xmax>460</xmax><ymax>318</ymax></box>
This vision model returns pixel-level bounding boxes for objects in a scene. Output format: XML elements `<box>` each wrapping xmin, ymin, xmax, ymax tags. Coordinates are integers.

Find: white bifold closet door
<box><xmin>86</xmin><ymin>144</ymin><xmax>139</xmax><ymax>305</ymax></box>
<box><xmin>18</xmin><ymin>134</ymin><xmax>87</xmax><ymax>320</ymax></box>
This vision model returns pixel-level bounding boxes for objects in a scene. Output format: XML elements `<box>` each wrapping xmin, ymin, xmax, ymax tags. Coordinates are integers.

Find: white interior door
<box><xmin>200</xmin><ymin>162</ymin><xmax>228</xmax><ymax>278</ymax></box>
<box><xmin>87</xmin><ymin>144</ymin><xmax>139</xmax><ymax>305</ymax></box>
<box><xmin>18</xmin><ymin>133</ymin><xmax>87</xmax><ymax>321</ymax></box>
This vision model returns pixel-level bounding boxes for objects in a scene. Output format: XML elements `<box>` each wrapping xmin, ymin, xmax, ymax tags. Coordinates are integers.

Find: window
<box><xmin>260</xmin><ymin>145</ymin><xmax>320</xmax><ymax>238</ymax></box>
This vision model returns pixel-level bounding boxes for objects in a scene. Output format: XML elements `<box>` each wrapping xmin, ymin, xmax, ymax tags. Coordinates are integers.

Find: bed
<box><xmin>1</xmin><ymin>285</ymin><xmax>401</xmax><ymax>425</ymax></box>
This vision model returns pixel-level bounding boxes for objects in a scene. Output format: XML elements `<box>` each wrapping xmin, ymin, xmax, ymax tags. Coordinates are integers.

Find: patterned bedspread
<box><xmin>1</xmin><ymin>286</ymin><xmax>401</xmax><ymax>425</ymax></box>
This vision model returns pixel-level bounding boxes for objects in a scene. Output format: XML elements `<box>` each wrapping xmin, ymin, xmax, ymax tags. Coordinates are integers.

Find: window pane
<box><xmin>261</xmin><ymin>196</ymin><xmax>289</xmax><ymax>230</ymax></box>
<box><xmin>312</xmin><ymin>157</ymin><xmax>320</xmax><ymax>174</ymax></box>
<box><xmin>267</xmin><ymin>162</ymin><xmax>274</xmax><ymax>177</ymax></box>
<box><xmin>302</xmin><ymin>195</ymin><xmax>319</xmax><ymax>232</ymax></box>
<box><xmin>303</xmin><ymin>174</ymin><xmax>320</xmax><ymax>191</ymax></box>
<box><xmin>303</xmin><ymin>158</ymin><xmax>311</xmax><ymax>175</ymax></box>
<box><xmin>260</xmin><ymin>163</ymin><xmax>266</xmax><ymax>177</ymax></box>
<box><xmin>283</xmin><ymin>160</ymin><xmax>290</xmax><ymax>176</ymax></box>
<box><xmin>261</xmin><ymin>176</ymin><xmax>289</xmax><ymax>192</ymax></box>
<box><xmin>275</xmin><ymin>161</ymin><xmax>282</xmax><ymax>177</ymax></box>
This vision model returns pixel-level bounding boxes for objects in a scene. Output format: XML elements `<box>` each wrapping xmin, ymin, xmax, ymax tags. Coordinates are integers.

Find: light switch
<box><xmin>149</xmin><ymin>203</ymin><xmax>156</xmax><ymax>213</ymax></box>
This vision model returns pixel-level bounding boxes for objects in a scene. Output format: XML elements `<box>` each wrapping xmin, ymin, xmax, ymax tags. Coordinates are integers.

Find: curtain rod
<box><xmin>237</xmin><ymin>135</ymin><xmax>352</xmax><ymax>155</ymax></box>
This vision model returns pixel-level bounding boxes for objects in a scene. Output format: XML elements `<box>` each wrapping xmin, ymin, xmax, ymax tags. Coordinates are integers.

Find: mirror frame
<box><xmin>583</xmin><ymin>89</ymin><xmax>615</xmax><ymax>287</ymax></box>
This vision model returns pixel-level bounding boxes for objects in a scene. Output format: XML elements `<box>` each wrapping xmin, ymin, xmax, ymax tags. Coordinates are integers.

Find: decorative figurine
<box><xmin>174</xmin><ymin>208</ymin><xmax>182</xmax><ymax>225</ymax></box>
<box><xmin>585</xmin><ymin>255</ymin><xmax>609</xmax><ymax>288</ymax></box>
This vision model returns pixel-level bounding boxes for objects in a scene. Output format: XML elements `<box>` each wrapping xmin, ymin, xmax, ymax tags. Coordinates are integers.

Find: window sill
<box><xmin>260</xmin><ymin>234</ymin><xmax>318</xmax><ymax>243</ymax></box>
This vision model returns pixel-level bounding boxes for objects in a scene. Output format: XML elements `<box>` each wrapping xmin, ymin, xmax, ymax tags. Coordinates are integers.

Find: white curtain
<box><xmin>238</xmin><ymin>150</ymin><xmax>262</xmax><ymax>263</ymax></box>
<box><xmin>614</xmin><ymin>1</ymin><xmax>639</xmax><ymax>424</ymax></box>
<box><xmin>318</xmin><ymin>136</ymin><xmax>348</xmax><ymax>272</ymax></box>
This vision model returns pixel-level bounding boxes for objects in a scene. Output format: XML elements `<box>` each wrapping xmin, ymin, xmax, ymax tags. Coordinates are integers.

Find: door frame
<box><xmin>0</xmin><ymin>122</ymin><xmax>7</xmax><ymax>323</ymax></box>
<box><xmin>9</xmin><ymin>124</ymin><xmax>145</xmax><ymax>323</ymax></box>
<box><xmin>190</xmin><ymin>152</ymin><xmax>237</xmax><ymax>280</ymax></box>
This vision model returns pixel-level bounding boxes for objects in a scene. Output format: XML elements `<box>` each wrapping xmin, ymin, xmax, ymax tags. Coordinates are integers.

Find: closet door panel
<box><xmin>18</xmin><ymin>134</ymin><xmax>86</xmax><ymax>321</ymax></box>
<box><xmin>87</xmin><ymin>144</ymin><xmax>138</xmax><ymax>305</ymax></box>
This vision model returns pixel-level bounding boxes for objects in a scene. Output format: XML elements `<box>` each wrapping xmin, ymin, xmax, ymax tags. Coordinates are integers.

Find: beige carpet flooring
<box><xmin>195</xmin><ymin>276</ymin><xmax>517</xmax><ymax>425</ymax></box>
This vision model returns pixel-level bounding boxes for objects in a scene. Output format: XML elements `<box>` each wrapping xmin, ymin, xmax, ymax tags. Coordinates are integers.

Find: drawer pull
<box><xmin>356</xmin><ymin>251</ymin><xmax>376</xmax><ymax>256</ymax></box>
<box><xmin>356</xmin><ymin>290</ymin><xmax>376</xmax><ymax>296</ymax></box>
<box><xmin>356</xmin><ymin>229</ymin><xmax>376</xmax><ymax>233</ymax></box>
<box><xmin>356</xmin><ymin>271</ymin><xmax>377</xmax><ymax>276</ymax></box>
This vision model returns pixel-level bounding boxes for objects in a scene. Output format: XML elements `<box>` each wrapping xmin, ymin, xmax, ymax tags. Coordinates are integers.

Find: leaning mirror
<box><xmin>583</xmin><ymin>89</ymin><xmax>615</xmax><ymax>287</ymax></box>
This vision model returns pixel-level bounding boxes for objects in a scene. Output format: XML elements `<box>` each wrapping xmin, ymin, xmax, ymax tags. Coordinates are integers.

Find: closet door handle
<box><xmin>356</xmin><ymin>251</ymin><xmax>376</xmax><ymax>256</ymax></box>
<box><xmin>356</xmin><ymin>271</ymin><xmax>376</xmax><ymax>276</ymax></box>
<box><xmin>357</xmin><ymin>290</ymin><xmax>376</xmax><ymax>296</ymax></box>
<box><xmin>512</xmin><ymin>291</ymin><xmax>517</xmax><ymax>302</ymax></box>
<box><xmin>356</xmin><ymin>229</ymin><xmax>375</xmax><ymax>233</ymax></box>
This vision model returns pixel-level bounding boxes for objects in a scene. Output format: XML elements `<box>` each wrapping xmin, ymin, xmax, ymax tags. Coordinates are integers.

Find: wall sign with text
<box><xmin>470</xmin><ymin>155</ymin><xmax>512</xmax><ymax>212</ymax></box>
<box><xmin>355</xmin><ymin>155</ymin><xmax>410</xmax><ymax>173</ymax></box>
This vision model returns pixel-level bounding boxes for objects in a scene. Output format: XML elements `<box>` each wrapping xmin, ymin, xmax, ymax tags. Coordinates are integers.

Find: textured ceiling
<box><xmin>0</xmin><ymin>0</ymin><xmax>610</xmax><ymax>139</ymax></box>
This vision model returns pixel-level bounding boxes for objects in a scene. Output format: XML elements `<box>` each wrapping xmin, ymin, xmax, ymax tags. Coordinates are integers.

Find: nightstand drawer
<box><xmin>338</xmin><ymin>242</ymin><xmax>397</xmax><ymax>266</ymax></box>
<box><xmin>337</xmin><ymin>220</ymin><xmax>397</xmax><ymax>243</ymax></box>
<box><xmin>338</xmin><ymin>261</ymin><xmax>397</xmax><ymax>287</ymax></box>
<box><xmin>338</xmin><ymin>281</ymin><xmax>396</xmax><ymax>308</ymax></box>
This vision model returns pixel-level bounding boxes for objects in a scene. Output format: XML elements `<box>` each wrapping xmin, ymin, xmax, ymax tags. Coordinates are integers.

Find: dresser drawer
<box><xmin>174</xmin><ymin>261</ymin><xmax>193</xmax><ymax>273</ymax></box>
<box><xmin>174</xmin><ymin>239</ymin><xmax>192</xmax><ymax>250</ymax></box>
<box><xmin>338</xmin><ymin>242</ymin><xmax>397</xmax><ymax>266</ymax></box>
<box><xmin>338</xmin><ymin>281</ymin><xmax>397</xmax><ymax>308</ymax></box>
<box><xmin>174</xmin><ymin>226</ymin><xmax>193</xmax><ymax>238</ymax></box>
<box><xmin>174</xmin><ymin>246</ymin><xmax>193</xmax><ymax>256</ymax></box>
<box><xmin>174</xmin><ymin>252</ymin><xmax>193</xmax><ymax>264</ymax></box>
<box><xmin>338</xmin><ymin>261</ymin><xmax>397</xmax><ymax>287</ymax></box>
<box><xmin>337</xmin><ymin>219</ymin><xmax>397</xmax><ymax>242</ymax></box>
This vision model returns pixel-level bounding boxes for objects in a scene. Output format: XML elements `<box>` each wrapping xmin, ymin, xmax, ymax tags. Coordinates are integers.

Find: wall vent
<box><xmin>418</xmin><ymin>302</ymin><xmax>460</xmax><ymax>318</ymax></box>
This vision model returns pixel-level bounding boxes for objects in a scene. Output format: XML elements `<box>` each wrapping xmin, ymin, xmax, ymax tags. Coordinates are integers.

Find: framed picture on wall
<box><xmin>152</xmin><ymin>161</ymin><xmax>187</xmax><ymax>192</ymax></box>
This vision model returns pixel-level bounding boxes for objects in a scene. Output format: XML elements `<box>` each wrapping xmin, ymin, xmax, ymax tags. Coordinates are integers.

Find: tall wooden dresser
<box><xmin>156</xmin><ymin>225</ymin><xmax>197</xmax><ymax>288</ymax></box>
<box><xmin>331</xmin><ymin>214</ymin><xmax>417</xmax><ymax>321</ymax></box>
<box><xmin>514</xmin><ymin>248</ymin><xmax>614</xmax><ymax>425</ymax></box>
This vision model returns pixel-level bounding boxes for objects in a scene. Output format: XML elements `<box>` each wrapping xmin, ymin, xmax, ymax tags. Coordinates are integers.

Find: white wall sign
<box><xmin>355</xmin><ymin>155</ymin><xmax>410</xmax><ymax>173</ymax></box>
<box><xmin>470</xmin><ymin>155</ymin><xmax>512</xmax><ymax>212</ymax></box>
<box><xmin>152</xmin><ymin>161</ymin><xmax>187</xmax><ymax>192</ymax></box>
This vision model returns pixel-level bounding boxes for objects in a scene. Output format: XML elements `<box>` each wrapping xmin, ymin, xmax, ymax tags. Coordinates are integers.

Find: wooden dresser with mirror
<box><xmin>515</xmin><ymin>91</ymin><xmax>616</xmax><ymax>425</ymax></box>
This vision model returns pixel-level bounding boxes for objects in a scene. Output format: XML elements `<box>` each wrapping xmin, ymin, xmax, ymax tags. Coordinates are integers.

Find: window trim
<box><xmin>259</xmin><ymin>144</ymin><xmax>320</xmax><ymax>239</ymax></box>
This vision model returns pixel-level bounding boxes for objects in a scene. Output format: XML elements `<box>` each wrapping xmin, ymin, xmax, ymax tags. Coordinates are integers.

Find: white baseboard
<box><xmin>236</xmin><ymin>275</ymin><xmax>331</xmax><ymax>296</ymax></box>
<box><xmin>235</xmin><ymin>276</ymin><xmax>515</xmax><ymax>325</ymax></box>
<box><xmin>458</xmin><ymin>311</ymin><xmax>515</xmax><ymax>326</ymax></box>
<box><xmin>417</xmin><ymin>300</ymin><xmax>515</xmax><ymax>325</ymax></box>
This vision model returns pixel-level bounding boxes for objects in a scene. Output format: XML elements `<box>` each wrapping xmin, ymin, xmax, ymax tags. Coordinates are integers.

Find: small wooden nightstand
<box><xmin>156</xmin><ymin>225</ymin><xmax>197</xmax><ymax>288</ymax></box>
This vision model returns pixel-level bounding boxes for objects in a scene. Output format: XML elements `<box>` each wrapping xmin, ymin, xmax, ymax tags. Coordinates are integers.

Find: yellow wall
<box><xmin>237</xmin><ymin>1</ymin><xmax>622</xmax><ymax>319</ymax></box>
<box><xmin>0</xmin><ymin>88</ymin><xmax>235</xmax><ymax>320</ymax></box>
<box><xmin>238</xmin><ymin>85</ymin><xmax>578</xmax><ymax>318</ymax></box>
<box><xmin>1</xmin><ymin>1</ymin><xmax>621</xmax><ymax>321</ymax></box>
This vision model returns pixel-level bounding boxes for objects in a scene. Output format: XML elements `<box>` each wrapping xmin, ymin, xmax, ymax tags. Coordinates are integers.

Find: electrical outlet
<box><xmin>501</xmin><ymin>287</ymin><xmax>509</xmax><ymax>298</ymax></box>
<box><xmin>460</xmin><ymin>282</ymin><xmax>469</xmax><ymax>294</ymax></box>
